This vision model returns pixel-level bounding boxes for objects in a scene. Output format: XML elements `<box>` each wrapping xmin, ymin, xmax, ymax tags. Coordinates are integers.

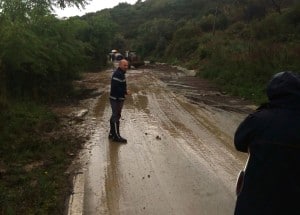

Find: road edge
<box><xmin>67</xmin><ymin>172</ymin><xmax>85</xmax><ymax>215</ymax></box>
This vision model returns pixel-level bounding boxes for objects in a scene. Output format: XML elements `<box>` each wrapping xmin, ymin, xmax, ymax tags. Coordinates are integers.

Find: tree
<box><xmin>0</xmin><ymin>0</ymin><xmax>89</xmax><ymax>14</ymax></box>
<box><xmin>0</xmin><ymin>0</ymin><xmax>90</xmax><ymax>103</ymax></box>
<box><xmin>135</xmin><ymin>18</ymin><xmax>175</xmax><ymax>58</ymax></box>
<box><xmin>82</xmin><ymin>14</ymin><xmax>118</xmax><ymax>69</ymax></box>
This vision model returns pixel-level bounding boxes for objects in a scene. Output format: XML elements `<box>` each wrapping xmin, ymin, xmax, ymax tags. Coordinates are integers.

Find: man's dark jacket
<box><xmin>110</xmin><ymin>67</ymin><xmax>127</xmax><ymax>101</ymax></box>
<box><xmin>234</xmin><ymin>71</ymin><xmax>300</xmax><ymax>215</ymax></box>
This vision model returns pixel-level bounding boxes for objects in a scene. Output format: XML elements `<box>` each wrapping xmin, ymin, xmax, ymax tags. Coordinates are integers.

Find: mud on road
<box><xmin>65</xmin><ymin>64</ymin><xmax>256</xmax><ymax>215</ymax></box>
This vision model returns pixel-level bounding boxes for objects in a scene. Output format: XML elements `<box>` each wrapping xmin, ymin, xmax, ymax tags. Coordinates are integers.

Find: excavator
<box><xmin>124</xmin><ymin>50</ymin><xmax>144</xmax><ymax>69</ymax></box>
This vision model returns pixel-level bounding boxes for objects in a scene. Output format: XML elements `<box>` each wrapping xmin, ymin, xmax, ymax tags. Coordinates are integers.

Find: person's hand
<box><xmin>126</xmin><ymin>89</ymin><xmax>131</xmax><ymax>95</ymax></box>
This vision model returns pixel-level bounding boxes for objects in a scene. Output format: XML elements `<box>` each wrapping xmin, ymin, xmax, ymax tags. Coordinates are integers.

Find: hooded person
<box><xmin>234</xmin><ymin>71</ymin><xmax>300</xmax><ymax>215</ymax></box>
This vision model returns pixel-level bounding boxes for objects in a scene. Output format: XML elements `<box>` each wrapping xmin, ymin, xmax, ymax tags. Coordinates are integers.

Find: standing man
<box><xmin>109</xmin><ymin>59</ymin><xmax>129</xmax><ymax>143</ymax></box>
<box><xmin>234</xmin><ymin>71</ymin><xmax>300</xmax><ymax>214</ymax></box>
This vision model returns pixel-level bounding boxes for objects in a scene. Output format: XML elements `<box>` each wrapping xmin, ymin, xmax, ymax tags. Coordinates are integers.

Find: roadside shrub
<box><xmin>227</xmin><ymin>22</ymin><xmax>252</xmax><ymax>39</ymax></box>
<box><xmin>197</xmin><ymin>46</ymin><xmax>212</xmax><ymax>60</ymax></box>
<box><xmin>165</xmin><ymin>37</ymin><xmax>199</xmax><ymax>60</ymax></box>
<box><xmin>243</xmin><ymin>3</ymin><xmax>266</xmax><ymax>22</ymax></box>
<box><xmin>192</xmin><ymin>33</ymin><xmax>215</xmax><ymax>61</ymax></box>
<box><xmin>198</xmin><ymin>33</ymin><xmax>213</xmax><ymax>44</ymax></box>
<box><xmin>251</xmin><ymin>13</ymin><xmax>281</xmax><ymax>40</ymax></box>
<box><xmin>199</xmin><ymin>14</ymin><xmax>215</xmax><ymax>32</ymax></box>
<box><xmin>198</xmin><ymin>36</ymin><xmax>300</xmax><ymax>104</ymax></box>
<box><xmin>216</xmin><ymin>14</ymin><xmax>229</xmax><ymax>30</ymax></box>
<box><xmin>284</xmin><ymin>3</ymin><xmax>300</xmax><ymax>27</ymax></box>
<box><xmin>251</xmin><ymin>11</ymin><xmax>299</xmax><ymax>42</ymax></box>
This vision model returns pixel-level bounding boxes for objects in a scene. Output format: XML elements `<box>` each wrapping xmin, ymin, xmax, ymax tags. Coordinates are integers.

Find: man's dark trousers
<box><xmin>109</xmin><ymin>99</ymin><xmax>127</xmax><ymax>143</ymax></box>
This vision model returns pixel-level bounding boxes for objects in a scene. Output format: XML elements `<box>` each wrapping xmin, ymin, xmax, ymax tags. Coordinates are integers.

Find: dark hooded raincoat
<box><xmin>234</xmin><ymin>71</ymin><xmax>300</xmax><ymax>215</ymax></box>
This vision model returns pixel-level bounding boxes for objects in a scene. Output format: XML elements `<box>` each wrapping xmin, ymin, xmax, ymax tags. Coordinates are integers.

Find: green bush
<box><xmin>227</xmin><ymin>22</ymin><xmax>252</xmax><ymax>39</ymax></box>
<box><xmin>199</xmin><ymin>14</ymin><xmax>215</xmax><ymax>32</ymax></box>
<box><xmin>284</xmin><ymin>3</ymin><xmax>300</xmax><ymax>27</ymax></box>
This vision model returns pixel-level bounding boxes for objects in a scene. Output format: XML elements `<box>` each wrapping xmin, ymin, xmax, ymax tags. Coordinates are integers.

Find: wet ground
<box><xmin>66</xmin><ymin>64</ymin><xmax>255</xmax><ymax>215</ymax></box>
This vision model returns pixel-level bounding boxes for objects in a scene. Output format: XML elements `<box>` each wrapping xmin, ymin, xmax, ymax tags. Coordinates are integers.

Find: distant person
<box><xmin>115</xmin><ymin>53</ymin><xmax>124</xmax><ymax>61</ymax></box>
<box><xmin>113</xmin><ymin>53</ymin><xmax>124</xmax><ymax>69</ymax></box>
<box><xmin>234</xmin><ymin>71</ymin><xmax>300</xmax><ymax>215</ymax></box>
<box><xmin>110</xmin><ymin>49</ymin><xmax>117</xmax><ymax>62</ymax></box>
<box><xmin>108</xmin><ymin>59</ymin><xmax>129</xmax><ymax>143</ymax></box>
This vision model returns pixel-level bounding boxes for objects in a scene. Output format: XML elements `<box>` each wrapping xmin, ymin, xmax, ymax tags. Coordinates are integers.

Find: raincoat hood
<box><xmin>266</xmin><ymin>71</ymin><xmax>300</xmax><ymax>109</ymax></box>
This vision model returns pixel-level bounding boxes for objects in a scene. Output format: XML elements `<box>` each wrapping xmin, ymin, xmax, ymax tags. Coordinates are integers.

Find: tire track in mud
<box><xmin>130</xmin><ymin>72</ymin><xmax>245</xmax><ymax>191</ymax></box>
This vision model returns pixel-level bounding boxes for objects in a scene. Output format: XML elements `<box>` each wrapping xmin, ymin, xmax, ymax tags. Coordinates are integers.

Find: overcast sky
<box><xmin>54</xmin><ymin>0</ymin><xmax>138</xmax><ymax>18</ymax></box>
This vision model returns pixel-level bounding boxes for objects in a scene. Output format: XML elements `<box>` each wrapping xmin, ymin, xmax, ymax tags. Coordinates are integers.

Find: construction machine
<box><xmin>124</xmin><ymin>51</ymin><xmax>144</xmax><ymax>69</ymax></box>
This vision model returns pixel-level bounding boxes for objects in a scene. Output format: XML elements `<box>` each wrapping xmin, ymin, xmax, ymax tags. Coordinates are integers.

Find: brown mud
<box><xmin>62</xmin><ymin>64</ymin><xmax>254</xmax><ymax>215</ymax></box>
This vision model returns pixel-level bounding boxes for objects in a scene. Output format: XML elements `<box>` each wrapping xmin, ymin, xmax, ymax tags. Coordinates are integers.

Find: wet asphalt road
<box><xmin>67</xmin><ymin>67</ymin><xmax>251</xmax><ymax>215</ymax></box>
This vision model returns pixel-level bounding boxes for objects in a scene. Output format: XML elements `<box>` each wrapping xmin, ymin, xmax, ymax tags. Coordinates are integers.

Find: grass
<box><xmin>0</xmin><ymin>102</ymin><xmax>83</xmax><ymax>214</ymax></box>
<box><xmin>194</xmin><ymin>32</ymin><xmax>300</xmax><ymax>105</ymax></box>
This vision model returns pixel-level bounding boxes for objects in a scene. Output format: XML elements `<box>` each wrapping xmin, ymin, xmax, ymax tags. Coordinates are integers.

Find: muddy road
<box><xmin>67</xmin><ymin>65</ymin><xmax>255</xmax><ymax>215</ymax></box>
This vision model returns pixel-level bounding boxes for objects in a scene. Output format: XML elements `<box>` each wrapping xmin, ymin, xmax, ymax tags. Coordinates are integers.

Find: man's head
<box><xmin>119</xmin><ymin>59</ymin><xmax>129</xmax><ymax>72</ymax></box>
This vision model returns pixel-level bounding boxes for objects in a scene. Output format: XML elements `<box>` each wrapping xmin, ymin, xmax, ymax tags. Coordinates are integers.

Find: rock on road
<box><xmin>67</xmin><ymin>65</ymin><xmax>254</xmax><ymax>215</ymax></box>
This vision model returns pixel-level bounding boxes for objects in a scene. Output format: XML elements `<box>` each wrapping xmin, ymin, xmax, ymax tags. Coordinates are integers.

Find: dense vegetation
<box><xmin>0</xmin><ymin>0</ymin><xmax>299</xmax><ymax>213</ymax></box>
<box><xmin>104</xmin><ymin>0</ymin><xmax>300</xmax><ymax>103</ymax></box>
<box><xmin>1</xmin><ymin>0</ymin><xmax>299</xmax><ymax>106</ymax></box>
<box><xmin>0</xmin><ymin>0</ymin><xmax>91</xmax><ymax>214</ymax></box>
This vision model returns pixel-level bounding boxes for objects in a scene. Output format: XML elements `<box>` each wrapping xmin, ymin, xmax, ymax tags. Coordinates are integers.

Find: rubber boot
<box><xmin>112</xmin><ymin>122</ymin><xmax>127</xmax><ymax>143</ymax></box>
<box><xmin>117</xmin><ymin>121</ymin><xmax>127</xmax><ymax>143</ymax></box>
<box><xmin>109</xmin><ymin>122</ymin><xmax>120</xmax><ymax>142</ymax></box>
